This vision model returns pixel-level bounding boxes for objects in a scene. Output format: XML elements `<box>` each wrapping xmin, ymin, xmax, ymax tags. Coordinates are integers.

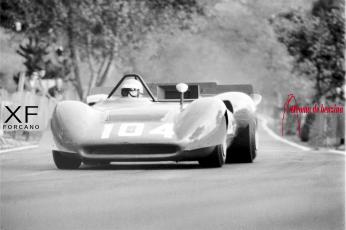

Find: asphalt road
<box><xmin>0</xmin><ymin>124</ymin><xmax>345</xmax><ymax>230</ymax></box>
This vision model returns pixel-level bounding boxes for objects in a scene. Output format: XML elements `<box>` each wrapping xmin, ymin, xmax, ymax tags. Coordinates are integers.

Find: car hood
<box><xmin>92</xmin><ymin>97</ymin><xmax>183</xmax><ymax>123</ymax></box>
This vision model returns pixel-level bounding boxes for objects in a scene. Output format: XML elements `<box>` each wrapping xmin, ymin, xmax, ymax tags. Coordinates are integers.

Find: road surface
<box><xmin>1</xmin><ymin>123</ymin><xmax>345</xmax><ymax>230</ymax></box>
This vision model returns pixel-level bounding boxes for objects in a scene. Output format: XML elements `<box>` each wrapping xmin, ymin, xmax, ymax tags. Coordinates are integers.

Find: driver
<box><xmin>120</xmin><ymin>78</ymin><xmax>143</xmax><ymax>98</ymax></box>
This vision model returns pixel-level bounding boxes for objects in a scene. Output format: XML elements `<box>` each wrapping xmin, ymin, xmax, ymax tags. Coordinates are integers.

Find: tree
<box><xmin>16</xmin><ymin>37</ymin><xmax>49</xmax><ymax>76</ymax></box>
<box><xmin>270</xmin><ymin>0</ymin><xmax>345</xmax><ymax>141</ymax></box>
<box><xmin>0</xmin><ymin>0</ymin><xmax>204</xmax><ymax>100</ymax></box>
<box><xmin>270</xmin><ymin>0</ymin><xmax>345</xmax><ymax>103</ymax></box>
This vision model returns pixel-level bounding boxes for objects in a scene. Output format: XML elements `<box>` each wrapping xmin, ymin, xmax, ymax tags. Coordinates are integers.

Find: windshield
<box><xmin>107</xmin><ymin>74</ymin><xmax>157</xmax><ymax>101</ymax></box>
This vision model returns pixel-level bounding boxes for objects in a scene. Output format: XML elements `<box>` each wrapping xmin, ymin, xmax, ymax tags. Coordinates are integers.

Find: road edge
<box><xmin>0</xmin><ymin>145</ymin><xmax>38</xmax><ymax>154</ymax></box>
<box><xmin>259</xmin><ymin>116</ymin><xmax>311</xmax><ymax>151</ymax></box>
<box><xmin>259</xmin><ymin>115</ymin><xmax>345</xmax><ymax>155</ymax></box>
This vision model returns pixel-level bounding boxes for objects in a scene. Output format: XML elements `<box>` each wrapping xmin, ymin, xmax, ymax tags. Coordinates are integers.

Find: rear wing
<box><xmin>90</xmin><ymin>82</ymin><xmax>254</xmax><ymax>100</ymax></box>
<box><xmin>198</xmin><ymin>83</ymin><xmax>253</xmax><ymax>96</ymax></box>
<box><xmin>147</xmin><ymin>82</ymin><xmax>254</xmax><ymax>100</ymax></box>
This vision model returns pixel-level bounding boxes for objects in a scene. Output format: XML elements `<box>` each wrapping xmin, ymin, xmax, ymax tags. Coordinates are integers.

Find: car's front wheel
<box><xmin>199</xmin><ymin>140</ymin><xmax>226</xmax><ymax>168</ymax></box>
<box><xmin>53</xmin><ymin>150</ymin><xmax>82</xmax><ymax>169</ymax></box>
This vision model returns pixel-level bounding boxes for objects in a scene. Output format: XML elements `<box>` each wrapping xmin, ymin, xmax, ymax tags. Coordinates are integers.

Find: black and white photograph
<box><xmin>0</xmin><ymin>0</ymin><xmax>345</xmax><ymax>229</ymax></box>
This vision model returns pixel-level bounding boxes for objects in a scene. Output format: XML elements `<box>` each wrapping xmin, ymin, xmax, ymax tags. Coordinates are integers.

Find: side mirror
<box><xmin>251</xmin><ymin>93</ymin><xmax>262</xmax><ymax>106</ymax></box>
<box><xmin>176</xmin><ymin>83</ymin><xmax>188</xmax><ymax>93</ymax></box>
<box><xmin>86</xmin><ymin>94</ymin><xmax>107</xmax><ymax>106</ymax></box>
<box><xmin>176</xmin><ymin>83</ymin><xmax>188</xmax><ymax>111</ymax></box>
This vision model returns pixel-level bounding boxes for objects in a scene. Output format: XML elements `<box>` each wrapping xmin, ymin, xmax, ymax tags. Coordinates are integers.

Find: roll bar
<box><xmin>107</xmin><ymin>74</ymin><xmax>157</xmax><ymax>102</ymax></box>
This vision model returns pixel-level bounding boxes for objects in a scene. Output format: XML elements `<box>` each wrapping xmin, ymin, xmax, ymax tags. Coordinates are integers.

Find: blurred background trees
<box><xmin>271</xmin><ymin>0</ymin><xmax>345</xmax><ymax>103</ymax></box>
<box><xmin>270</xmin><ymin>0</ymin><xmax>345</xmax><ymax>141</ymax></box>
<box><xmin>0</xmin><ymin>0</ymin><xmax>204</xmax><ymax>100</ymax></box>
<box><xmin>0</xmin><ymin>0</ymin><xmax>344</xmax><ymax>105</ymax></box>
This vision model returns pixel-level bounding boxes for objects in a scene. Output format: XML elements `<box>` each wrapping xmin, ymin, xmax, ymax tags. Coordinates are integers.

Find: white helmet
<box><xmin>121</xmin><ymin>78</ymin><xmax>143</xmax><ymax>97</ymax></box>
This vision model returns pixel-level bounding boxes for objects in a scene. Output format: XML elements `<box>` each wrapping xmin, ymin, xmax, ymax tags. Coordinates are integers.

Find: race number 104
<box><xmin>101</xmin><ymin>123</ymin><xmax>174</xmax><ymax>139</ymax></box>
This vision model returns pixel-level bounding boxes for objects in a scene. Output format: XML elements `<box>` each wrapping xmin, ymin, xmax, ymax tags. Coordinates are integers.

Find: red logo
<box><xmin>281</xmin><ymin>94</ymin><xmax>344</xmax><ymax>137</ymax></box>
<box><xmin>282</xmin><ymin>94</ymin><xmax>301</xmax><ymax>137</ymax></box>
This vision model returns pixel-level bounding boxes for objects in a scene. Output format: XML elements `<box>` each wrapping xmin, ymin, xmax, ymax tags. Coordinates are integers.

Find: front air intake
<box><xmin>83</xmin><ymin>144</ymin><xmax>180</xmax><ymax>155</ymax></box>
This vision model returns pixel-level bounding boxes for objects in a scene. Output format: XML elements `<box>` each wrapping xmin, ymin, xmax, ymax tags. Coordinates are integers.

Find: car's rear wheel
<box><xmin>53</xmin><ymin>150</ymin><xmax>82</xmax><ymax>169</ymax></box>
<box><xmin>199</xmin><ymin>139</ymin><xmax>226</xmax><ymax>168</ymax></box>
<box><xmin>226</xmin><ymin>122</ymin><xmax>256</xmax><ymax>163</ymax></box>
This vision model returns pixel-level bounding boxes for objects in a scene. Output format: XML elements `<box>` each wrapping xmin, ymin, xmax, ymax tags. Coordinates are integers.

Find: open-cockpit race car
<box><xmin>51</xmin><ymin>74</ymin><xmax>262</xmax><ymax>169</ymax></box>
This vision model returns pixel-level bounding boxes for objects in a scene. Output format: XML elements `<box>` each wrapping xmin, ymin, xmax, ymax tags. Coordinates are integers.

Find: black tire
<box><xmin>199</xmin><ymin>143</ymin><xmax>226</xmax><ymax>168</ymax></box>
<box><xmin>226</xmin><ymin>123</ymin><xmax>256</xmax><ymax>163</ymax></box>
<box><xmin>53</xmin><ymin>150</ymin><xmax>82</xmax><ymax>169</ymax></box>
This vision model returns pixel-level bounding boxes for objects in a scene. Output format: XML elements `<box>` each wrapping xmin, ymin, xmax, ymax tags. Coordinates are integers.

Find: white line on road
<box><xmin>260</xmin><ymin>116</ymin><xmax>312</xmax><ymax>151</ymax></box>
<box><xmin>327</xmin><ymin>149</ymin><xmax>346</xmax><ymax>155</ymax></box>
<box><xmin>0</xmin><ymin>145</ymin><xmax>38</xmax><ymax>154</ymax></box>
<box><xmin>260</xmin><ymin>116</ymin><xmax>345</xmax><ymax>155</ymax></box>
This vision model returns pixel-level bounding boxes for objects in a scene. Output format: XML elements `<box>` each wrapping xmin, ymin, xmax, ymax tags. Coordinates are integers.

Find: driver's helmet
<box><xmin>121</xmin><ymin>78</ymin><xmax>143</xmax><ymax>97</ymax></box>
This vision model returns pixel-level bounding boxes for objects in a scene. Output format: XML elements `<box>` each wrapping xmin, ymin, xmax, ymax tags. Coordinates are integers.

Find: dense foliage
<box><xmin>0</xmin><ymin>0</ymin><xmax>204</xmax><ymax>99</ymax></box>
<box><xmin>271</xmin><ymin>0</ymin><xmax>345</xmax><ymax>102</ymax></box>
